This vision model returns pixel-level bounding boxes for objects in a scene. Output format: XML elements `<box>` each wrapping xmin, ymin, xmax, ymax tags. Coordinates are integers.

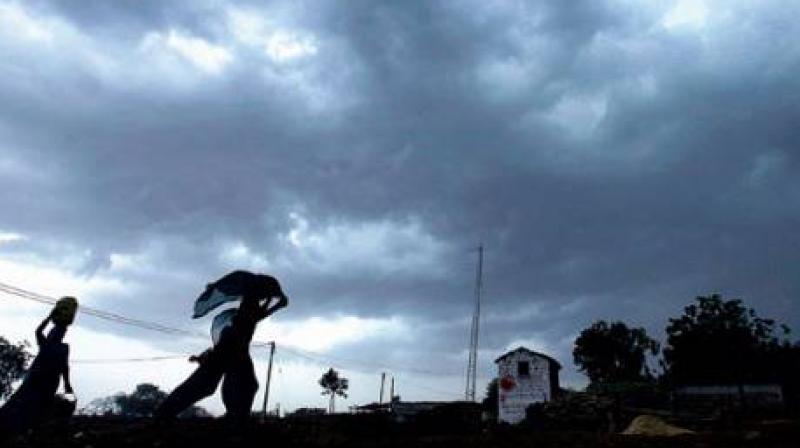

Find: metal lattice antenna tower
<box><xmin>465</xmin><ymin>244</ymin><xmax>484</xmax><ymax>402</ymax></box>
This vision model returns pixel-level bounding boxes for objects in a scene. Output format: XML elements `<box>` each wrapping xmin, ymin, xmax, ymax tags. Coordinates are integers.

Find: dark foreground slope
<box><xmin>5</xmin><ymin>415</ymin><xmax>800</xmax><ymax>448</ymax></box>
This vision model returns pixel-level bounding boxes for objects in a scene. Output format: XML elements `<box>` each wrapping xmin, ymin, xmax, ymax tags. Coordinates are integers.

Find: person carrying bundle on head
<box><xmin>156</xmin><ymin>271</ymin><xmax>288</xmax><ymax>422</ymax></box>
<box><xmin>0</xmin><ymin>297</ymin><xmax>77</xmax><ymax>438</ymax></box>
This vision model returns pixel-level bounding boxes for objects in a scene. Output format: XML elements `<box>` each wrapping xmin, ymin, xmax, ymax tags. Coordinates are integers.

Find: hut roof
<box><xmin>494</xmin><ymin>346</ymin><xmax>561</xmax><ymax>369</ymax></box>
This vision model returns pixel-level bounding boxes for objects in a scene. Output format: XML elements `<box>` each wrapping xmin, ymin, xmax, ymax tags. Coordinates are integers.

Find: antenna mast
<box><xmin>465</xmin><ymin>244</ymin><xmax>484</xmax><ymax>401</ymax></box>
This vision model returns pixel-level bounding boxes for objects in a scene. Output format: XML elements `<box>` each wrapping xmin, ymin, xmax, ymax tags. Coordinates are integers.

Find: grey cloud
<box><xmin>1</xmin><ymin>0</ymin><xmax>799</xmax><ymax>387</ymax></box>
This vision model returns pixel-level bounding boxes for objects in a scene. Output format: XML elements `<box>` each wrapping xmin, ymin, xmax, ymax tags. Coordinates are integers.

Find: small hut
<box><xmin>495</xmin><ymin>347</ymin><xmax>561</xmax><ymax>424</ymax></box>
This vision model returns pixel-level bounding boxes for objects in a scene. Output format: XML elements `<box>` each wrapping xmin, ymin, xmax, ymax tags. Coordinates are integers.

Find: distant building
<box><xmin>350</xmin><ymin>402</ymin><xmax>392</xmax><ymax>414</ymax></box>
<box><xmin>285</xmin><ymin>407</ymin><xmax>327</xmax><ymax>418</ymax></box>
<box><xmin>495</xmin><ymin>347</ymin><xmax>561</xmax><ymax>424</ymax></box>
<box><xmin>351</xmin><ymin>400</ymin><xmax>481</xmax><ymax>424</ymax></box>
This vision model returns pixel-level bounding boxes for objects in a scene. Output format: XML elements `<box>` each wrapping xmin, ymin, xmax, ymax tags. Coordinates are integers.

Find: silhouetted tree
<box><xmin>114</xmin><ymin>383</ymin><xmax>167</xmax><ymax>417</ymax></box>
<box><xmin>0</xmin><ymin>336</ymin><xmax>31</xmax><ymax>401</ymax></box>
<box><xmin>81</xmin><ymin>384</ymin><xmax>209</xmax><ymax>418</ymax></box>
<box><xmin>318</xmin><ymin>368</ymin><xmax>348</xmax><ymax>413</ymax></box>
<box><xmin>79</xmin><ymin>395</ymin><xmax>119</xmax><ymax>416</ymax></box>
<box><xmin>180</xmin><ymin>404</ymin><xmax>212</xmax><ymax>418</ymax></box>
<box><xmin>481</xmin><ymin>378</ymin><xmax>498</xmax><ymax>418</ymax></box>
<box><xmin>663</xmin><ymin>294</ymin><xmax>791</xmax><ymax>386</ymax></box>
<box><xmin>573</xmin><ymin>320</ymin><xmax>659</xmax><ymax>386</ymax></box>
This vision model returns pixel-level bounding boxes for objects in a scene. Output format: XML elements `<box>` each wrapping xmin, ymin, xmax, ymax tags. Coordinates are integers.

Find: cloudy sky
<box><xmin>1</xmin><ymin>0</ymin><xmax>799</xmax><ymax>414</ymax></box>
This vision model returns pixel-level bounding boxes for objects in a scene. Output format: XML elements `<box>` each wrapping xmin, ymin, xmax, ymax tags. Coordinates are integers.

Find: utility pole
<box><xmin>390</xmin><ymin>376</ymin><xmax>395</xmax><ymax>403</ymax></box>
<box><xmin>261</xmin><ymin>341</ymin><xmax>276</xmax><ymax>420</ymax></box>
<box><xmin>379</xmin><ymin>372</ymin><xmax>386</xmax><ymax>405</ymax></box>
<box><xmin>465</xmin><ymin>244</ymin><xmax>484</xmax><ymax>402</ymax></box>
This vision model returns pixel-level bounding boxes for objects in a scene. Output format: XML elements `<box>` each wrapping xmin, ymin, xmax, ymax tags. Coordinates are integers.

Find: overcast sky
<box><xmin>1</xmin><ymin>0</ymin><xmax>799</xmax><ymax>414</ymax></box>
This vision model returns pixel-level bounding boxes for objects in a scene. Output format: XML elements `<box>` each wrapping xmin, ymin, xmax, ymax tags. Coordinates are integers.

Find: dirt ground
<box><xmin>4</xmin><ymin>416</ymin><xmax>800</xmax><ymax>448</ymax></box>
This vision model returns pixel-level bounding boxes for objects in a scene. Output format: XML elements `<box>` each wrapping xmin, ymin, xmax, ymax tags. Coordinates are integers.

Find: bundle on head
<box><xmin>52</xmin><ymin>296</ymin><xmax>79</xmax><ymax>326</ymax></box>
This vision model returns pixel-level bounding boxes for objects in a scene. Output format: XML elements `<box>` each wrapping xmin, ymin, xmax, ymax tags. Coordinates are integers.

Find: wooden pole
<box><xmin>261</xmin><ymin>342</ymin><xmax>276</xmax><ymax>420</ymax></box>
<box><xmin>379</xmin><ymin>372</ymin><xmax>386</xmax><ymax>405</ymax></box>
<box><xmin>389</xmin><ymin>376</ymin><xmax>395</xmax><ymax>411</ymax></box>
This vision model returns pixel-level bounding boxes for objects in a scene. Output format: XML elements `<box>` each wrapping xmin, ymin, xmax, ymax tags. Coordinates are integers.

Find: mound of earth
<box><xmin>622</xmin><ymin>415</ymin><xmax>694</xmax><ymax>436</ymax></box>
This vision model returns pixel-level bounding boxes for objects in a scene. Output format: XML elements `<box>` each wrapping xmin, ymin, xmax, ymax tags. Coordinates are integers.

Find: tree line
<box><xmin>481</xmin><ymin>293</ymin><xmax>800</xmax><ymax>417</ymax></box>
<box><xmin>573</xmin><ymin>294</ymin><xmax>800</xmax><ymax>391</ymax></box>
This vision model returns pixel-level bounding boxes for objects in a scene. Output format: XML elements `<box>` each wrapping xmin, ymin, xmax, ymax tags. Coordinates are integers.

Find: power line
<box><xmin>0</xmin><ymin>282</ymin><xmax>202</xmax><ymax>337</ymax></box>
<box><xmin>273</xmin><ymin>348</ymin><xmax>463</xmax><ymax>399</ymax></box>
<box><xmin>72</xmin><ymin>355</ymin><xmax>189</xmax><ymax>364</ymax></box>
<box><xmin>0</xmin><ymin>282</ymin><xmax>285</xmax><ymax>352</ymax></box>
<box><xmin>280</xmin><ymin>344</ymin><xmax>463</xmax><ymax>378</ymax></box>
<box><xmin>3</xmin><ymin>282</ymin><xmax>460</xmax><ymax>376</ymax></box>
<box><xmin>69</xmin><ymin>348</ymin><xmax>462</xmax><ymax>398</ymax></box>
<box><xmin>67</xmin><ymin>348</ymin><xmax>464</xmax><ymax>399</ymax></box>
<box><xmin>399</xmin><ymin>379</ymin><xmax>463</xmax><ymax>400</ymax></box>
<box><xmin>0</xmin><ymin>280</ymin><xmax>465</xmax><ymax>399</ymax></box>
<box><xmin>70</xmin><ymin>347</ymin><xmax>458</xmax><ymax>397</ymax></box>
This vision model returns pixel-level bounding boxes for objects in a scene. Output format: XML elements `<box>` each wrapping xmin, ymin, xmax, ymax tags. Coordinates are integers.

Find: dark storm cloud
<box><xmin>1</xmin><ymin>0</ymin><xmax>799</xmax><ymax>385</ymax></box>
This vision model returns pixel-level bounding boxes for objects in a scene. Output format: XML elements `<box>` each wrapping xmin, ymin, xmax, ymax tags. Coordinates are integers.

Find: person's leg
<box><xmin>155</xmin><ymin>362</ymin><xmax>224</xmax><ymax>420</ymax></box>
<box><xmin>221</xmin><ymin>355</ymin><xmax>259</xmax><ymax>422</ymax></box>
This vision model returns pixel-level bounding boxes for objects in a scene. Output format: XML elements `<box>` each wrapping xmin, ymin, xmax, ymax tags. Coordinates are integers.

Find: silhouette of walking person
<box><xmin>0</xmin><ymin>297</ymin><xmax>77</xmax><ymax>439</ymax></box>
<box><xmin>156</xmin><ymin>272</ymin><xmax>288</xmax><ymax>422</ymax></box>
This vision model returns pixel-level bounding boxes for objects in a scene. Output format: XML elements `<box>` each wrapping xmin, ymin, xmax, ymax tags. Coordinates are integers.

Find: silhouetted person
<box><xmin>156</xmin><ymin>274</ymin><xmax>288</xmax><ymax>422</ymax></box>
<box><xmin>0</xmin><ymin>304</ymin><xmax>75</xmax><ymax>438</ymax></box>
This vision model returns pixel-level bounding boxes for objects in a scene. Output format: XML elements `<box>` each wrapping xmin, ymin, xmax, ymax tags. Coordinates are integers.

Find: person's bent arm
<box><xmin>62</xmin><ymin>345</ymin><xmax>73</xmax><ymax>394</ymax></box>
<box><xmin>189</xmin><ymin>348</ymin><xmax>214</xmax><ymax>364</ymax></box>
<box><xmin>62</xmin><ymin>364</ymin><xmax>73</xmax><ymax>394</ymax></box>
<box><xmin>35</xmin><ymin>316</ymin><xmax>50</xmax><ymax>347</ymax></box>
